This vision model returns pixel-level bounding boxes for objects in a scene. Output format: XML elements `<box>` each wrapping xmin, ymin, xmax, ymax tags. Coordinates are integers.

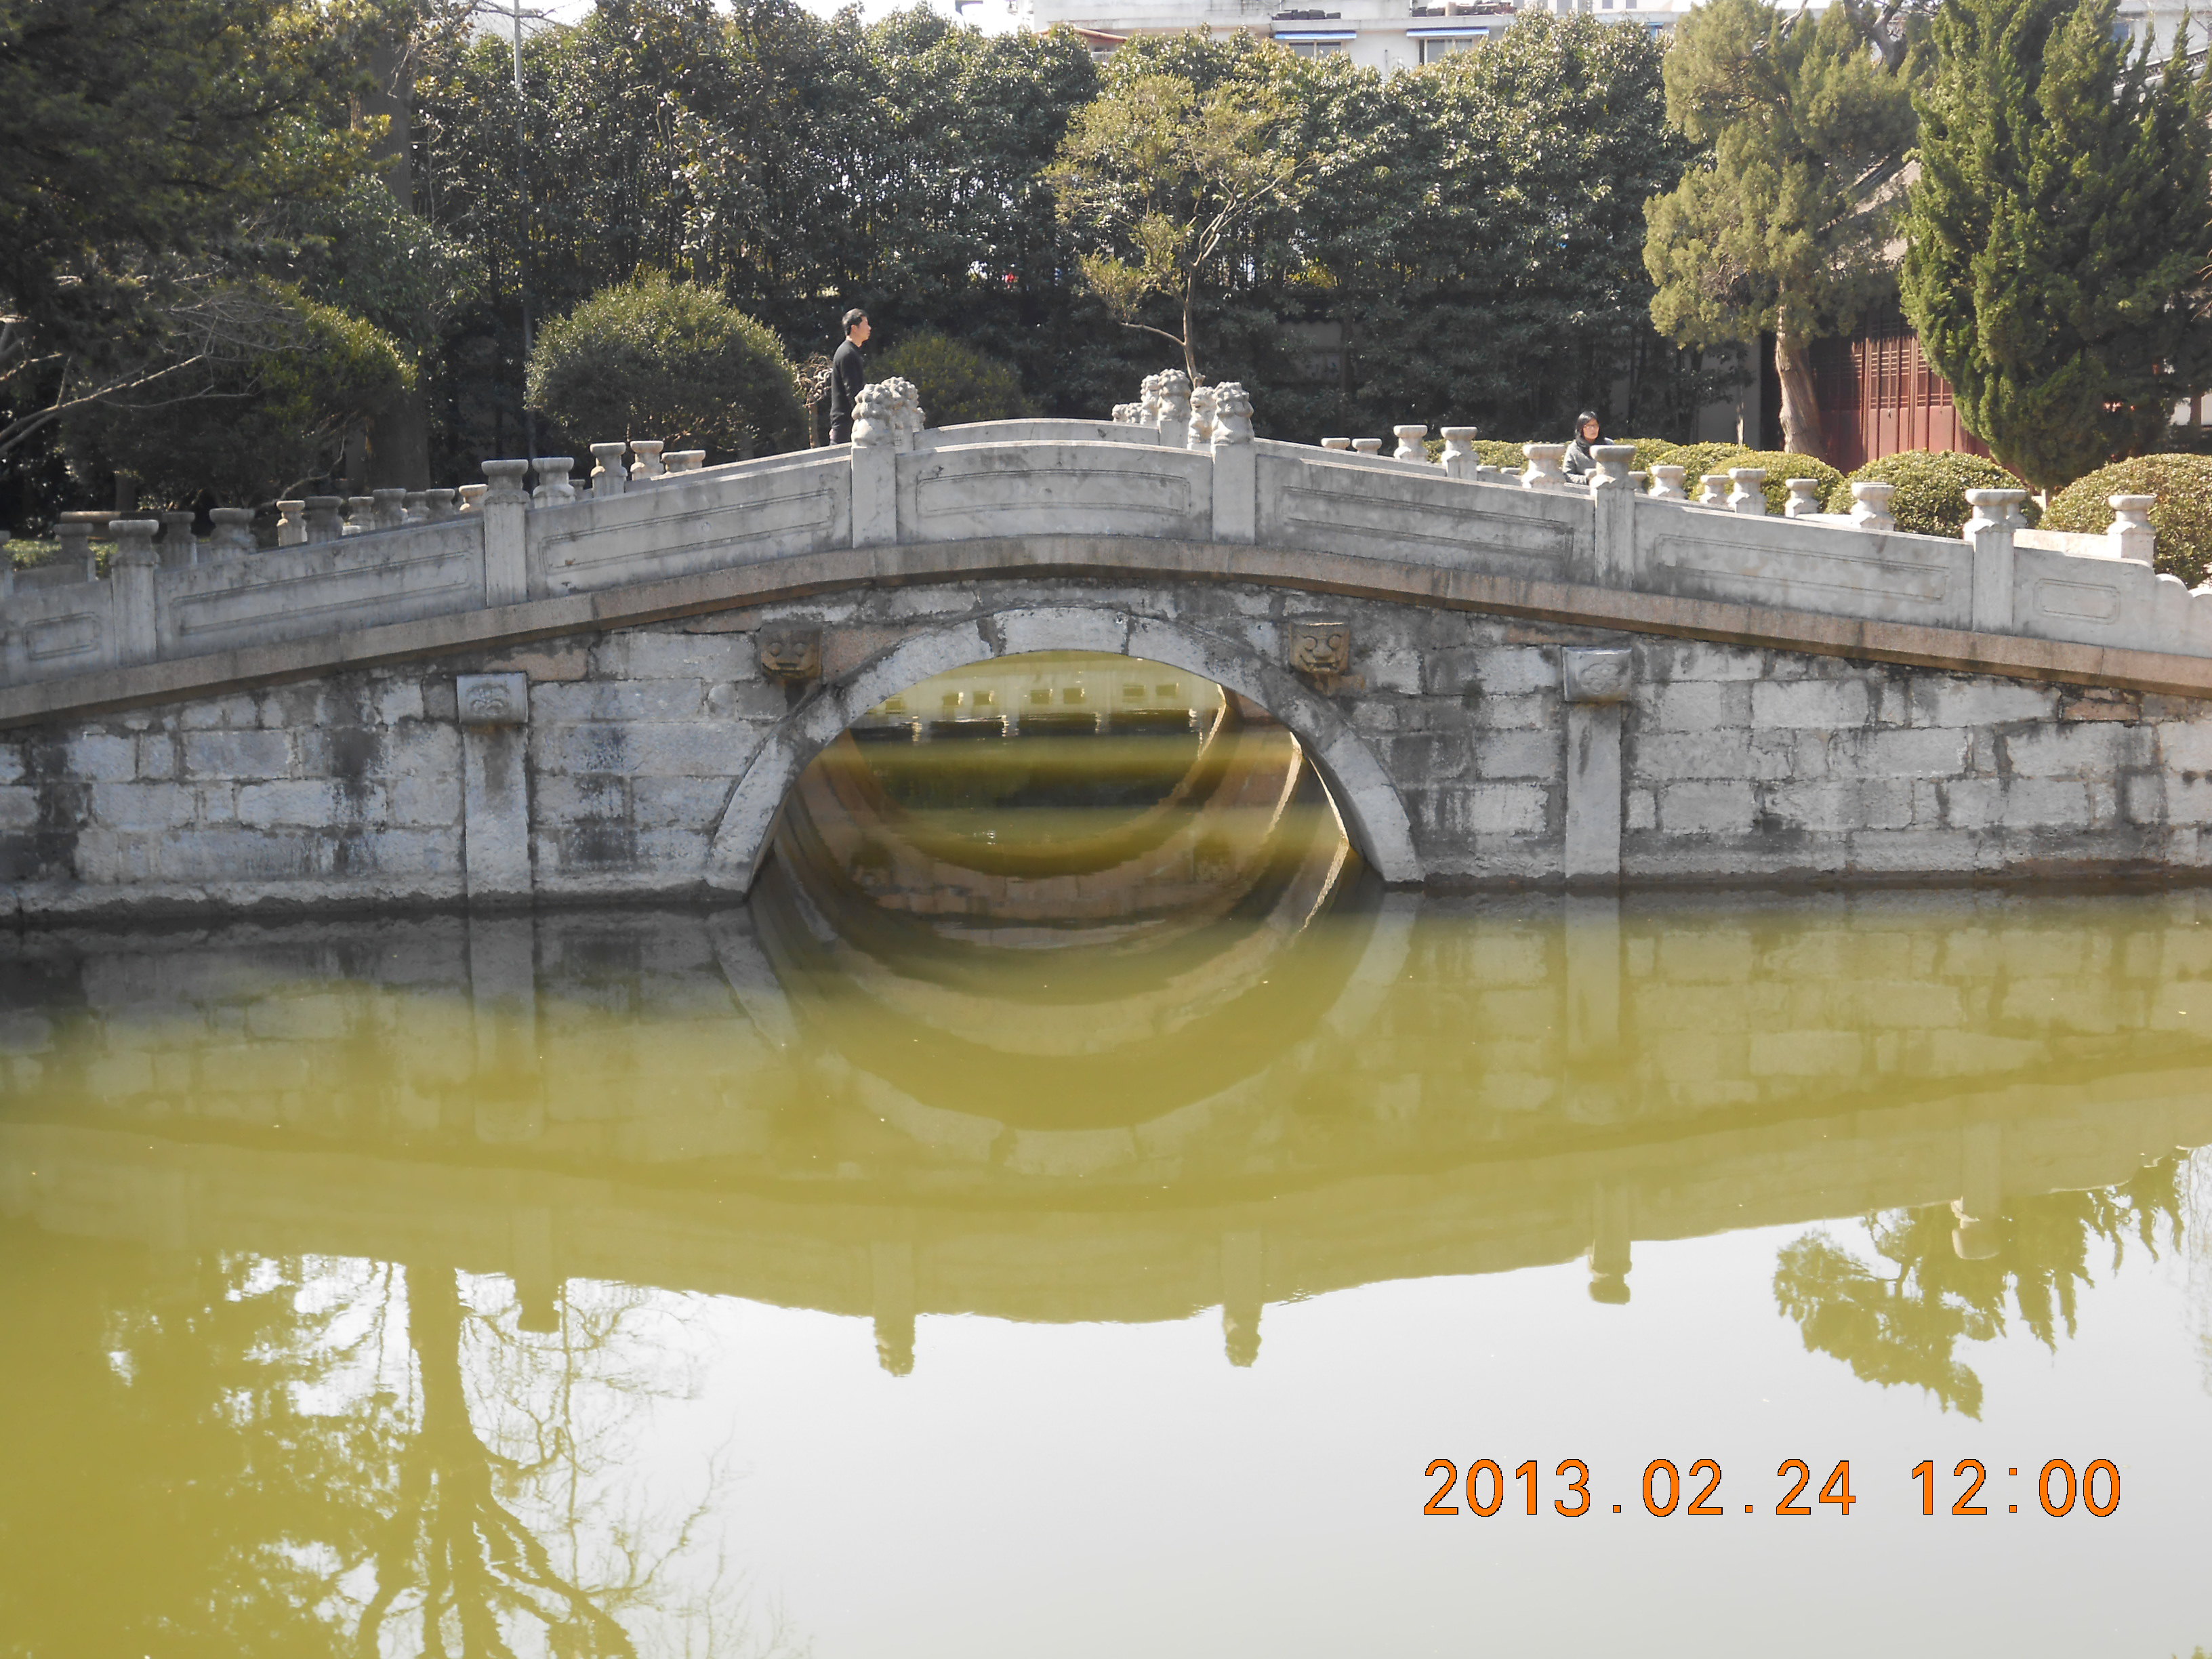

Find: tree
<box><xmin>0</xmin><ymin>0</ymin><xmax>377</xmax><ymax>463</ymax></box>
<box><xmin>527</xmin><ymin>273</ymin><xmax>805</xmax><ymax>459</ymax></box>
<box><xmin>1773</xmin><ymin>1160</ymin><xmax>2181</xmax><ymax>1416</ymax></box>
<box><xmin>1644</xmin><ymin>0</ymin><xmax>1925</xmax><ymax>456</ymax></box>
<box><xmin>62</xmin><ymin>281</ymin><xmax>411</xmax><ymax>505</ymax></box>
<box><xmin>875</xmin><ymin>333</ymin><xmax>1031</xmax><ymax>426</ymax></box>
<box><xmin>1050</xmin><ymin>66</ymin><xmax>1307</xmax><ymax>384</ymax></box>
<box><xmin>1900</xmin><ymin>0</ymin><xmax>2212</xmax><ymax>491</ymax></box>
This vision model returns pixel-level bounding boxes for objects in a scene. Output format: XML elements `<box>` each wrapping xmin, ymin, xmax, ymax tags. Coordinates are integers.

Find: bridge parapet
<box><xmin>0</xmin><ymin>409</ymin><xmax>2186</xmax><ymax>705</ymax></box>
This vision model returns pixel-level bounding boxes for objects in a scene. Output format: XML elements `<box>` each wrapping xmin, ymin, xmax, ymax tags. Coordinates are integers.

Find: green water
<box><xmin>2</xmin><ymin>655</ymin><xmax>2209</xmax><ymax>1657</ymax></box>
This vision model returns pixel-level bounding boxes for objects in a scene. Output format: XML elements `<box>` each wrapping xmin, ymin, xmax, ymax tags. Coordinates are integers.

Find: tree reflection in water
<box><xmin>0</xmin><ymin>1229</ymin><xmax>794</xmax><ymax>1657</ymax></box>
<box><xmin>1773</xmin><ymin>1160</ymin><xmax>2184</xmax><ymax>1417</ymax></box>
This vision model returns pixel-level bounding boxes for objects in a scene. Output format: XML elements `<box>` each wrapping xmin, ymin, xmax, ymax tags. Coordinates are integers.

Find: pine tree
<box><xmin>1902</xmin><ymin>0</ymin><xmax>2212</xmax><ymax>492</ymax></box>
<box><xmin>1643</xmin><ymin>0</ymin><xmax>1925</xmax><ymax>457</ymax></box>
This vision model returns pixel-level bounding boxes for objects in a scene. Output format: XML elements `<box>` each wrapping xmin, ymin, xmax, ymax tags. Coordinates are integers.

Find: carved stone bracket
<box><xmin>456</xmin><ymin>672</ymin><xmax>529</xmax><ymax>727</ymax></box>
<box><xmin>1562</xmin><ymin>647</ymin><xmax>1633</xmax><ymax>705</ymax></box>
<box><xmin>758</xmin><ymin>625</ymin><xmax>823</xmax><ymax>683</ymax></box>
<box><xmin>1289</xmin><ymin>619</ymin><xmax>1359</xmax><ymax>693</ymax></box>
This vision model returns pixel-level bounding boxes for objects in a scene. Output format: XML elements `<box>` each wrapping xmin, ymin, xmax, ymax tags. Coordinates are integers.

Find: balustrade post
<box><xmin>2109</xmin><ymin>494</ymin><xmax>2156</xmax><ymax>565</ymax></box>
<box><xmin>1391</xmin><ymin>424</ymin><xmax>1428</xmax><ymax>463</ymax></box>
<box><xmin>480</xmin><ymin>460</ymin><xmax>532</xmax><ymax>607</ymax></box>
<box><xmin>344</xmin><ymin>496</ymin><xmax>374</xmax><ymax>535</ymax></box>
<box><xmin>628</xmin><ymin>441</ymin><xmax>665</xmax><ymax>487</ymax></box>
<box><xmin>1783</xmin><ymin>478</ymin><xmax>1824</xmax><ymax>518</ymax></box>
<box><xmin>1438</xmin><ymin>426</ymin><xmax>1479</xmax><ymax>478</ymax></box>
<box><xmin>589</xmin><ymin>443</ymin><xmax>628</xmax><ymax>499</ymax></box>
<box><xmin>1589</xmin><ymin>446</ymin><xmax>1637</xmax><ymax>586</ymax></box>
<box><xmin>1319</xmin><ymin>436</ymin><xmax>1352</xmax><ymax>451</ymax></box>
<box><xmin>56</xmin><ymin>512</ymin><xmax>105</xmax><ymax>576</ymax></box>
<box><xmin>304</xmin><ymin>496</ymin><xmax>346</xmax><ymax>543</ymax></box>
<box><xmin>1210</xmin><ymin>382</ymin><xmax>1256</xmax><ymax>544</ymax></box>
<box><xmin>457</xmin><ymin>484</ymin><xmax>488</xmax><ymax>514</ymax></box>
<box><xmin>1698</xmin><ymin>474</ymin><xmax>1729</xmax><ymax>507</ymax></box>
<box><xmin>667</xmin><ymin>449</ymin><xmax>705</xmax><ymax>474</ymax></box>
<box><xmin>1521</xmin><ymin>443</ymin><xmax>1568</xmax><ymax>489</ymax></box>
<box><xmin>1964</xmin><ymin>488</ymin><xmax>2025</xmax><ymax>633</ymax></box>
<box><xmin>161</xmin><ymin>510</ymin><xmax>201</xmax><ymax>566</ymax></box>
<box><xmin>207</xmin><ymin>508</ymin><xmax>256</xmax><ymax>560</ymax></box>
<box><xmin>850</xmin><ymin>385</ymin><xmax>899</xmax><ymax>545</ymax></box>
<box><xmin>1848</xmin><ymin>481</ymin><xmax>1896</xmax><ymax>533</ymax></box>
<box><xmin>422</xmin><ymin>489</ymin><xmax>458</xmax><ymax>522</ymax></box>
<box><xmin>274</xmin><ymin>501</ymin><xmax>306</xmax><ymax>548</ymax></box>
<box><xmin>1646</xmin><ymin>465</ymin><xmax>1688</xmax><ymax>501</ymax></box>
<box><xmin>370</xmin><ymin>488</ymin><xmax>409</xmax><ymax>531</ymax></box>
<box><xmin>1351</xmin><ymin>437</ymin><xmax>1382</xmax><ymax>455</ymax></box>
<box><xmin>1726</xmin><ymin>468</ymin><xmax>1767</xmax><ymax>515</ymax></box>
<box><xmin>107</xmin><ymin>519</ymin><xmax>159</xmax><ymax>665</ymax></box>
<box><xmin>529</xmin><ymin>457</ymin><xmax>576</xmax><ymax>506</ymax></box>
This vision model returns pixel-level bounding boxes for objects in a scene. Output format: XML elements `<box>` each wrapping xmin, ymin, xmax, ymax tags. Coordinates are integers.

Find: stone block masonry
<box><xmin>10</xmin><ymin>575</ymin><xmax>2212</xmax><ymax>919</ymax></box>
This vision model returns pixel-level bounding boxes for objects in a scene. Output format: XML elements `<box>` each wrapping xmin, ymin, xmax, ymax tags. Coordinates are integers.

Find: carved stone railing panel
<box><xmin>897</xmin><ymin>441</ymin><xmax>1214</xmax><ymax>544</ymax></box>
<box><xmin>527</xmin><ymin>451</ymin><xmax>850</xmax><ymax>598</ymax></box>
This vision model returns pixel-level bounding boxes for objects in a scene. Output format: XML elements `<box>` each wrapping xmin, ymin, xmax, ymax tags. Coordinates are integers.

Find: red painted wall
<box><xmin>1810</xmin><ymin>326</ymin><xmax>1990</xmax><ymax>472</ymax></box>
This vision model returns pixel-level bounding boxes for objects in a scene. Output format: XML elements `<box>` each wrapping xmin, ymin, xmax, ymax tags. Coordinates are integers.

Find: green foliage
<box><xmin>1644</xmin><ymin>0</ymin><xmax>1924</xmax><ymax>455</ymax></box>
<box><xmin>527</xmin><ymin>273</ymin><xmax>804</xmax><ymax>460</ymax></box>
<box><xmin>1616</xmin><ymin>437</ymin><xmax>1683</xmax><ymax>473</ymax></box>
<box><xmin>1774</xmin><ymin>1161</ymin><xmax>2179</xmax><ymax>1416</ymax></box>
<box><xmin>1658</xmin><ymin>441</ymin><xmax>1754</xmax><ymax>489</ymax></box>
<box><xmin>0</xmin><ymin>0</ymin><xmax>378</xmax><ymax>462</ymax></box>
<box><xmin>274</xmin><ymin>176</ymin><xmax>476</xmax><ymax>361</ymax></box>
<box><xmin>63</xmin><ymin>282</ymin><xmax>409</xmax><ymax>505</ymax></box>
<box><xmin>2045</xmin><ymin>454</ymin><xmax>2212</xmax><ymax>589</ymax></box>
<box><xmin>1330</xmin><ymin>16</ymin><xmax>1705</xmax><ymax>441</ymax></box>
<box><xmin>875</xmin><ymin>333</ymin><xmax>1031</xmax><ymax>426</ymax></box>
<box><xmin>1472</xmin><ymin>440</ymin><xmax>1532</xmax><ymax>470</ymax></box>
<box><xmin>1902</xmin><ymin>0</ymin><xmax>2212</xmax><ymax>491</ymax></box>
<box><xmin>1823</xmin><ymin>449</ymin><xmax>2039</xmax><ymax>537</ymax></box>
<box><xmin>1050</xmin><ymin>64</ymin><xmax>1306</xmax><ymax>383</ymax></box>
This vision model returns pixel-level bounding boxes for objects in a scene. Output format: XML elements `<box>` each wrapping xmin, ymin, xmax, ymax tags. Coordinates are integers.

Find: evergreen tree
<box><xmin>1643</xmin><ymin>0</ymin><xmax>1925</xmax><ymax>457</ymax></box>
<box><xmin>1901</xmin><ymin>0</ymin><xmax>2212</xmax><ymax>491</ymax></box>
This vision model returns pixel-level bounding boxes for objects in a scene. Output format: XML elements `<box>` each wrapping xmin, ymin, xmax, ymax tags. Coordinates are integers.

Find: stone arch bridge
<box><xmin>3</xmin><ymin>412</ymin><xmax>2210</xmax><ymax>916</ymax></box>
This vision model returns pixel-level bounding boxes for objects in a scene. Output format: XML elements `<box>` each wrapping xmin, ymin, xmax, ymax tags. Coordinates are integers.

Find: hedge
<box><xmin>1822</xmin><ymin>450</ymin><xmax>2038</xmax><ymax>539</ymax></box>
<box><xmin>2043</xmin><ymin>455</ymin><xmax>2212</xmax><ymax>589</ymax></box>
<box><xmin>873</xmin><ymin>333</ymin><xmax>1030</xmax><ymax>426</ymax></box>
<box><xmin>527</xmin><ymin>274</ymin><xmax>805</xmax><ymax>462</ymax></box>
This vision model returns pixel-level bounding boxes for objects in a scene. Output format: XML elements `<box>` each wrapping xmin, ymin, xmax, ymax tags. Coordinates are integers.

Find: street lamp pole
<box><xmin>510</xmin><ymin>0</ymin><xmax>537</xmax><ymax>465</ymax></box>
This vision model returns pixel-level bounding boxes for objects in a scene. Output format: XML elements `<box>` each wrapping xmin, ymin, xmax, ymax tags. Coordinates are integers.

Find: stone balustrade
<box><xmin>0</xmin><ymin>407</ymin><xmax>2195</xmax><ymax>716</ymax></box>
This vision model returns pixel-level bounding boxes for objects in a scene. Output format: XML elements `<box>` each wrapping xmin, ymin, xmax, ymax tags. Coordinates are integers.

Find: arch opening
<box><xmin>707</xmin><ymin>609</ymin><xmax>1423</xmax><ymax>892</ymax></box>
<box><xmin>768</xmin><ymin>649</ymin><xmax>1356</xmax><ymax>935</ymax></box>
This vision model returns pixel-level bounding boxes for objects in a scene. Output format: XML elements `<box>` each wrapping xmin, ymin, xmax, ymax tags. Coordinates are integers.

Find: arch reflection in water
<box><xmin>6</xmin><ymin>895</ymin><xmax>2212</xmax><ymax>1646</ymax></box>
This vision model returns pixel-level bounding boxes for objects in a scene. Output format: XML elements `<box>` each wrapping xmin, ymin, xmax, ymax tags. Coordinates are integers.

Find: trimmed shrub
<box><xmin>1722</xmin><ymin>451</ymin><xmax>1846</xmax><ymax>516</ymax></box>
<box><xmin>1473</xmin><ymin>439</ymin><xmax>1532</xmax><ymax>470</ymax></box>
<box><xmin>1822</xmin><ymin>449</ymin><xmax>2038</xmax><ymax>538</ymax></box>
<box><xmin>1616</xmin><ymin>437</ymin><xmax>1682</xmax><ymax>473</ymax></box>
<box><xmin>1655</xmin><ymin>441</ymin><xmax>1754</xmax><ymax>493</ymax></box>
<box><xmin>2043</xmin><ymin>454</ymin><xmax>2212</xmax><ymax>589</ymax></box>
<box><xmin>528</xmin><ymin>274</ymin><xmax>805</xmax><ymax>461</ymax></box>
<box><xmin>64</xmin><ymin>282</ymin><xmax>409</xmax><ymax>506</ymax></box>
<box><xmin>874</xmin><ymin>333</ymin><xmax>1031</xmax><ymax>426</ymax></box>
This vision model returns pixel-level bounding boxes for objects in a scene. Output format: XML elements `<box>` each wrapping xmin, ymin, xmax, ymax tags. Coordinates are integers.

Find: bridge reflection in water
<box><xmin>5</xmin><ymin>728</ymin><xmax>2212</xmax><ymax>1647</ymax></box>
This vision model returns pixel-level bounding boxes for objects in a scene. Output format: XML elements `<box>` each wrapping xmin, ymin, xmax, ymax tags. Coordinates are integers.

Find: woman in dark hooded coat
<box><xmin>1562</xmin><ymin>411</ymin><xmax>1605</xmax><ymax>478</ymax></box>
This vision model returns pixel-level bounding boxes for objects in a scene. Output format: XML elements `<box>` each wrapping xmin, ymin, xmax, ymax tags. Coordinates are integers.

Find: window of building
<box><xmin>1282</xmin><ymin>36</ymin><xmax>1349</xmax><ymax>55</ymax></box>
<box><xmin>1418</xmin><ymin>33</ymin><xmax>1473</xmax><ymax>60</ymax></box>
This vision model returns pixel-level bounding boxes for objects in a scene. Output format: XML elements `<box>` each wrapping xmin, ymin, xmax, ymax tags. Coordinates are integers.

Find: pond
<box><xmin>1</xmin><ymin>653</ymin><xmax>2207</xmax><ymax>1656</ymax></box>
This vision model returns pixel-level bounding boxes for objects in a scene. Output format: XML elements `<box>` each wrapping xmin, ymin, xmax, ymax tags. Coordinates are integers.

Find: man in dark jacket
<box><xmin>827</xmin><ymin>308</ymin><xmax>871</xmax><ymax>443</ymax></box>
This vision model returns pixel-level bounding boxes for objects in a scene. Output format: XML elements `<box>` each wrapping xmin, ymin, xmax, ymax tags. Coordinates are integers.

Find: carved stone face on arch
<box><xmin>758</xmin><ymin>626</ymin><xmax>823</xmax><ymax>683</ymax></box>
<box><xmin>1288</xmin><ymin>620</ymin><xmax>1352</xmax><ymax>682</ymax></box>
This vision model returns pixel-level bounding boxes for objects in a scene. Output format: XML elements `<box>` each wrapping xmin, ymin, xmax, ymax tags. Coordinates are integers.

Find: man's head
<box><xmin>843</xmin><ymin>308</ymin><xmax>872</xmax><ymax>345</ymax></box>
